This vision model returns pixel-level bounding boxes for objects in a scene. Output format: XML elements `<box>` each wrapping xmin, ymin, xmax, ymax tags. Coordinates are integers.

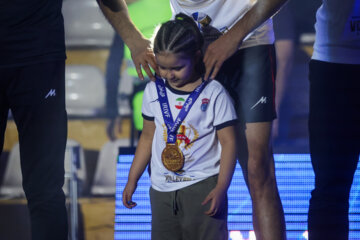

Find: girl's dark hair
<box><xmin>154</xmin><ymin>13</ymin><xmax>204</xmax><ymax>57</ymax></box>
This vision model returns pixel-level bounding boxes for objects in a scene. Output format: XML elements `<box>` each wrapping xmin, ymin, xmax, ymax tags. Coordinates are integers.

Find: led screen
<box><xmin>115</xmin><ymin>149</ymin><xmax>360</xmax><ymax>240</ymax></box>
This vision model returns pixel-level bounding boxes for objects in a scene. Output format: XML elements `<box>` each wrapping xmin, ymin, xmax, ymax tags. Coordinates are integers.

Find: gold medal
<box><xmin>161</xmin><ymin>144</ymin><xmax>184</xmax><ymax>172</ymax></box>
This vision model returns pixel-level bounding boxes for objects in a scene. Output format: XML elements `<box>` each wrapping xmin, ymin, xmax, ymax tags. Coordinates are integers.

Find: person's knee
<box><xmin>247</xmin><ymin>156</ymin><xmax>276</xmax><ymax>195</ymax></box>
<box><xmin>248</xmin><ymin>172</ymin><xmax>276</xmax><ymax>195</ymax></box>
<box><xmin>311</xmin><ymin>183</ymin><xmax>351</xmax><ymax>206</ymax></box>
<box><xmin>26</xmin><ymin>187</ymin><xmax>65</xmax><ymax>209</ymax></box>
<box><xmin>245</xmin><ymin>122</ymin><xmax>275</xmax><ymax>194</ymax></box>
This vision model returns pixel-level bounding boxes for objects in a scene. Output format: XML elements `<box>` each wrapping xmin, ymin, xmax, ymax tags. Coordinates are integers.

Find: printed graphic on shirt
<box><xmin>164</xmin><ymin>170</ymin><xmax>195</xmax><ymax>182</ymax></box>
<box><xmin>162</xmin><ymin>122</ymin><xmax>199</xmax><ymax>183</ymax></box>
<box><xmin>162</xmin><ymin>122</ymin><xmax>199</xmax><ymax>151</ymax></box>
<box><xmin>192</xmin><ymin>12</ymin><xmax>228</xmax><ymax>34</ymax></box>
<box><xmin>201</xmin><ymin>98</ymin><xmax>210</xmax><ymax>111</ymax></box>
<box><xmin>175</xmin><ymin>97</ymin><xmax>185</xmax><ymax>109</ymax></box>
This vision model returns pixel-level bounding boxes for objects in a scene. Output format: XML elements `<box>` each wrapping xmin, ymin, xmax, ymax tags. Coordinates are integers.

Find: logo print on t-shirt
<box><xmin>175</xmin><ymin>97</ymin><xmax>185</xmax><ymax>109</ymax></box>
<box><xmin>162</xmin><ymin>122</ymin><xmax>199</xmax><ymax>150</ymax></box>
<box><xmin>176</xmin><ymin>125</ymin><xmax>191</xmax><ymax>146</ymax></box>
<box><xmin>201</xmin><ymin>98</ymin><xmax>210</xmax><ymax>111</ymax></box>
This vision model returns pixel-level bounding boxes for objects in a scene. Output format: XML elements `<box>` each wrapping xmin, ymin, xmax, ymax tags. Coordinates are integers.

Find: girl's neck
<box><xmin>167</xmin><ymin>75</ymin><xmax>203</xmax><ymax>92</ymax></box>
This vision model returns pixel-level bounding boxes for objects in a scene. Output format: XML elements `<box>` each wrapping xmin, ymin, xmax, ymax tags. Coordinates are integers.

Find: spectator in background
<box><xmin>103</xmin><ymin>0</ymin><xmax>171</xmax><ymax>141</ymax></box>
<box><xmin>105</xmin><ymin>33</ymin><xmax>125</xmax><ymax>140</ymax></box>
<box><xmin>307</xmin><ymin>0</ymin><xmax>360</xmax><ymax>239</ymax></box>
<box><xmin>272</xmin><ymin>2</ymin><xmax>295</xmax><ymax>141</ymax></box>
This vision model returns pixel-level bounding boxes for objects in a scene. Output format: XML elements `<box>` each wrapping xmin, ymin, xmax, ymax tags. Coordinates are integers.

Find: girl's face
<box><xmin>156</xmin><ymin>51</ymin><xmax>200</xmax><ymax>90</ymax></box>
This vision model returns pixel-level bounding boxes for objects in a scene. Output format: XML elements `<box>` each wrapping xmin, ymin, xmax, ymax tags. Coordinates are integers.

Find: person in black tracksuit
<box><xmin>0</xmin><ymin>1</ymin><xmax>68</xmax><ymax>239</ymax></box>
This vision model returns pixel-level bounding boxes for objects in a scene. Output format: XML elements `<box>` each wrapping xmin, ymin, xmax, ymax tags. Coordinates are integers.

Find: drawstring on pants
<box><xmin>172</xmin><ymin>190</ymin><xmax>178</xmax><ymax>215</ymax></box>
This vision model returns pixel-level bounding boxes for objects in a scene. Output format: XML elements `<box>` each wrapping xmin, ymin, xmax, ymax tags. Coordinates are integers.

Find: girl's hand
<box><xmin>201</xmin><ymin>186</ymin><xmax>227</xmax><ymax>216</ymax></box>
<box><xmin>122</xmin><ymin>181</ymin><xmax>138</xmax><ymax>209</ymax></box>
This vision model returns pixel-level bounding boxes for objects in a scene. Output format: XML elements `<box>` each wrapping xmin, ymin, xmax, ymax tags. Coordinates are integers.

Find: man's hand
<box><xmin>97</xmin><ymin>0</ymin><xmax>159</xmax><ymax>80</ymax></box>
<box><xmin>203</xmin><ymin>33</ymin><xmax>240</xmax><ymax>80</ymax></box>
<box><xmin>203</xmin><ymin>0</ymin><xmax>288</xmax><ymax>80</ymax></box>
<box><xmin>130</xmin><ymin>38</ymin><xmax>158</xmax><ymax>81</ymax></box>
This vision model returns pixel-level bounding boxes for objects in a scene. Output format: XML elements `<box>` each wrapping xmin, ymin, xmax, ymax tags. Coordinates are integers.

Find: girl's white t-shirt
<box><xmin>142</xmin><ymin>79</ymin><xmax>237</xmax><ymax>192</ymax></box>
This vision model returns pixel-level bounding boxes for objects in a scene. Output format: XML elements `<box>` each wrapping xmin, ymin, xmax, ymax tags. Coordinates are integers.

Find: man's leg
<box><xmin>218</xmin><ymin>44</ymin><xmax>286</xmax><ymax>239</ymax></box>
<box><xmin>238</xmin><ymin>122</ymin><xmax>286</xmax><ymax>240</ymax></box>
<box><xmin>9</xmin><ymin>61</ymin><xmax>68</xmax><ymax>240</ymax></box>
<box><xmin>308</xmin><ymin>60</ymin><xmax>360</xmax><ymax>240</ymax></box>
<box><xmin>272</xmin><ymin>2</ymin><xmax>295</xmax><ymax>140</ymax></box>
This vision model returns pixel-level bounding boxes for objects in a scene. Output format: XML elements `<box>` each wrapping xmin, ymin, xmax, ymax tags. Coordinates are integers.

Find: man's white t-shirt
<box><xmin>169</xmin><ymin>0</ymin><xmax>275</xmax><ymax>49</ymax></box>
<box><xmin>142</xmin><ymin>79</ymin><xmax>237</xmax><ymax>192</ymax></box>
<box><xmin>312</xmin><ymin>0</ymin><xmax>360</xmax><ymax>64</ymax></box>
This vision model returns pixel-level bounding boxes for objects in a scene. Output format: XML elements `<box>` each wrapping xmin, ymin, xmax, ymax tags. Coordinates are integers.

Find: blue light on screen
<box><xmin>115</xmin><ymin>153</ymin><xmax>360</xmax><ymax>240</ymax></box>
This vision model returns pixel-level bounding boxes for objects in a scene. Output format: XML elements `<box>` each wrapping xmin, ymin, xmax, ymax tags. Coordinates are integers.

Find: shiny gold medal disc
<box><xmin>161</xmin><ymin>144</ymin><xmax>184</xmax><ymax>172</ymax></box>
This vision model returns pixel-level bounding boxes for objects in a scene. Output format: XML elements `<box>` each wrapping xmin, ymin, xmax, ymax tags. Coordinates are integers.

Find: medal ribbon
<box><xmin>155</xmin><ymin>76</ymin><xmax>208</xmax><ymax>144</ymax></box>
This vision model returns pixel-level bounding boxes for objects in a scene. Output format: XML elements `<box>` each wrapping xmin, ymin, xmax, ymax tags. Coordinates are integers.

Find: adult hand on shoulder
<box><xmin>97</xmin><ymin>0</ymin><xmax>159</xmax><ymax>80</ymax></box>
<box><xmin>203</xmin><ymin>33</ymin><xmax>240</xmax><ymax>80</ymax></box>
<box><xmin>130</xmin><ymin>38</ymin><xmax>159</xmax><ymax>81</ymax></box>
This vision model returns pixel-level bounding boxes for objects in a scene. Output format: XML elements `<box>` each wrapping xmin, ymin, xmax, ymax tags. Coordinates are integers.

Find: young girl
<box><xmin>122</xmin><ymin>13</ymin><xmax>237</xmax><ymax>240</ymax></box>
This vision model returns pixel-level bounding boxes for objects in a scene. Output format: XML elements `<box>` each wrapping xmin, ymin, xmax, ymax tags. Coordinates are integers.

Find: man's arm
<box><xmin>97</xmin><ymin>0</ymin><xmax>157</xmax><ymax>80</ymax></box>
<box><xmin>203</xmin><ymin>0</ymin><xmax>288</xmax><ymax>80</ymax></box>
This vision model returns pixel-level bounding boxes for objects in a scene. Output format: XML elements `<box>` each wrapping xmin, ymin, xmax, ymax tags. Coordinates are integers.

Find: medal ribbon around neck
<box><xmin>155</xmin><ymin>76</ymin><xmax>208</xmax><ymax>144</ymax></box>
